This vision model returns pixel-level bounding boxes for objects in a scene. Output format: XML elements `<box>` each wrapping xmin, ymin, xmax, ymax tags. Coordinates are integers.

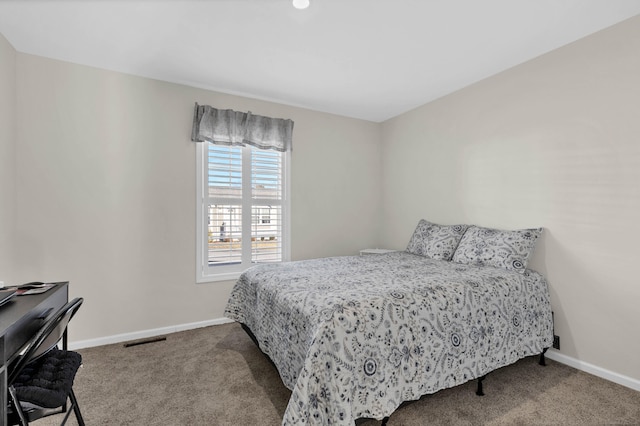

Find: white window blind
<box><xmin>251</xmin><ymin>148</ymin><xmax>284</xmax><ymax>263</ymax></box>
<box><xmin>197</xmin><ymin>143</ymin><xmax>289</xmax><ymax>282</ymax></box>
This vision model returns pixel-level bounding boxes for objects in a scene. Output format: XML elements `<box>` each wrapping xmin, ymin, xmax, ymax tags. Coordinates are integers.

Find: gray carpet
<box><xmin>38</xmin><ymin>322</ymin><xmax>640</xmax><ymax>425</ymax></box>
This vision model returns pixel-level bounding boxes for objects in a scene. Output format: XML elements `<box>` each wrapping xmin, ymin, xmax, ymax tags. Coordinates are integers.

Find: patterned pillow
<box><xmin>406</xmin><ymin>219</ymin><xmax>469</xmax><ymax>261</ymax></box>
<box><xmin>451</xmin><ymin>226</ymin><xmax>543</xmax><ymax>273</ymax></box>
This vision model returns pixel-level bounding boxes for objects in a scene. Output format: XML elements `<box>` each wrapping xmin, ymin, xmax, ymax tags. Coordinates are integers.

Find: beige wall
<box><xmin>0</xmin><ymin>33</ymin><xmax>16</xmax><ymax>284</ymax></box>
<box><xmin>381</xmin><ymin>16</ymin><xmax>640</xmax><ymax>382</ymax></box>
<box><xmin>3</xmin><ymin>14</ymin><xmax>639</xmax><ymax>385</ymax></box>
<box><xmin>11</xmin><ymin>53</ymin><xmax>381</xmax><ymax>342</ymax></box>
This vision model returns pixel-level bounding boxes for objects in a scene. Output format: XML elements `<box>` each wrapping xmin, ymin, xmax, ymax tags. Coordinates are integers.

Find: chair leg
<box><xmin>8</xmin><ymin>385</ymin><xmax>29</xmax><ymax>426</ymax></box>
<box><xmin>68</xmin><ymin>389</ymin><xmax>86</xmax><ymax>426</ymax></box>
<box><xmin>60</xmin><ymin>405</ymin><xmax>74</xmax><ymax>426</ymax></box>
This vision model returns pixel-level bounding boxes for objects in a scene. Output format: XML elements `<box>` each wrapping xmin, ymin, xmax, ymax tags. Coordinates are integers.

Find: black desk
<box><xmin>0</xmin><ymin>282</ymin><xmax>69</xmax><ymax>422</ymax></box>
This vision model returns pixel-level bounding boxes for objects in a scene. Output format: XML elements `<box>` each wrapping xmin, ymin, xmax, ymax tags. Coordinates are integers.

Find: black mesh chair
<box><xmin>7</xmin><ymin>297</ymin><xmax>85</xmax><ymax>426</ymax></box>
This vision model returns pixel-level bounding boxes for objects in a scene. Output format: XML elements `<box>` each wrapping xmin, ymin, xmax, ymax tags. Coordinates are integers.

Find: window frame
<box><xmin>196</xmin><ymin>142</ymin><xmax>291</xmax><ymax>283</ymax></box>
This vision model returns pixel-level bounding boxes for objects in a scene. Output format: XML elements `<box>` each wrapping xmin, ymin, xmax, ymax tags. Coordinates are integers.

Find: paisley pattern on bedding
<box><xmin>406</xmin><ymin>219</ymin><xmax>469</xmax><ymax>260</ymax></box>
<box><xmin>224</xmin><ymin>251</ymin><xmax>553</xmax><ymax>425</ymax></box>
<box><xmin>452</xmin><ymin>226</ymin><xmax>543</xmax><ymax>273</ymax></box>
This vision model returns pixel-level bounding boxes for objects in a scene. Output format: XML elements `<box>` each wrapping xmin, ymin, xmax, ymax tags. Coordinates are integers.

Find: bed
<box><xmin>224</xmin><ymin>221</ymin><xmax>554</xmax><ymax>425</ymax></box>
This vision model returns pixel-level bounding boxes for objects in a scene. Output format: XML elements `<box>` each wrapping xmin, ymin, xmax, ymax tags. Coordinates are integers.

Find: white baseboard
<box><xmin>69</xmin><ymin>317</ymin><xmax>234</xmax><ymax>350</ymax></box>
<box><xmin>546</xmin><ymin>350</ymin><xmax>640</xmax><ymax>392</ymax></box>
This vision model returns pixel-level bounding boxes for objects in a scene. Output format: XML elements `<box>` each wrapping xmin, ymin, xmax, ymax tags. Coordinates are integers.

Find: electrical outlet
<box><xmin>553</xmin><ymin>335</ymin><xmax>560</xmax><ymax>350</ymax></box>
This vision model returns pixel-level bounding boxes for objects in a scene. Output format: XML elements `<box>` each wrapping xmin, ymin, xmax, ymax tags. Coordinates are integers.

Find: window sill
<box><xmin>196</xmin><ymin>272</ymin><xmax>241</xmax><ymax>284</ymax></box>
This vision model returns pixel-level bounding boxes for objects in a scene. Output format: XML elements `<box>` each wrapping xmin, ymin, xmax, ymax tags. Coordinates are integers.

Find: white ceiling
<box><xmin>1</xmin><ymin>1</ymin><xmax>639</xmax><ymax>122</ymax></box>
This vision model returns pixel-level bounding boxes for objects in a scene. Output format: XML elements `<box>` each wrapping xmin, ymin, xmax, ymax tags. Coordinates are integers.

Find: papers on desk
<box><xmin>13</xmin><ymin>283</ymin><xmax>56</xmax><ymax>296</ymax></box>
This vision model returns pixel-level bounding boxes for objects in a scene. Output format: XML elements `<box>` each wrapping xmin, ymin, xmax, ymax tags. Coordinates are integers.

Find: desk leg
<box><xmin>1</xmin><ymin>335</ymin><xmax>7</xmax><ymax>424</ymax></box>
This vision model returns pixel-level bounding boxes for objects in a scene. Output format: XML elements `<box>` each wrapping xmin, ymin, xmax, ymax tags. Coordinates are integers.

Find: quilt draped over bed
<box><xmin>224</xmin><ymin>252</ymin><xmax>554</xmax><ymax>425</ymax></box>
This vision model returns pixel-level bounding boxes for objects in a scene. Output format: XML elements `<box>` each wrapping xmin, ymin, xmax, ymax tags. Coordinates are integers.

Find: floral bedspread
<box><xmin>224</xmin><ymin>252</ymin><xmax>554</xmax><ymax>425</ymax></box>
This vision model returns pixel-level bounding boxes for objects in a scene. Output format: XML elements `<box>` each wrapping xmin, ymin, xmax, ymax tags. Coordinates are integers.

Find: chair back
<box><xmin>8</xmin><ymin>298</ymin><xmax>84</xmax><ymax>386</ymax></box>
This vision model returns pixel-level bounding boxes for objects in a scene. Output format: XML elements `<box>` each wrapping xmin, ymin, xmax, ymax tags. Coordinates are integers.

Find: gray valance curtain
<box><xmin>191</xmin><ymin>103</ymin><xmax>294</xmax><ymax>152</ymax></box>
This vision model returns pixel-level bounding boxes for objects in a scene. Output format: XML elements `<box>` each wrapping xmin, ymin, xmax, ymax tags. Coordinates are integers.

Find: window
<box><xmin>196</xmin><ymin>142</ymin><xmax>290</xmax><ymax>282</ymax></box>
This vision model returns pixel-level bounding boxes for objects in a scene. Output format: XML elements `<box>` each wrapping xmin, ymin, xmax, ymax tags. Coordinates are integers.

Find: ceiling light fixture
<box><xmin>292</xmin><ymin>0</ymin><xmax>310</xmax><ymax>10</ymax></box>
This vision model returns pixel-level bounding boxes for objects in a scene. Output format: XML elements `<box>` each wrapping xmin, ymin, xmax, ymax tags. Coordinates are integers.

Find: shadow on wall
<box><xmin>527</xmin><ymin>228</ymin><xmax>600</xmax><ymax>361</ymax></box>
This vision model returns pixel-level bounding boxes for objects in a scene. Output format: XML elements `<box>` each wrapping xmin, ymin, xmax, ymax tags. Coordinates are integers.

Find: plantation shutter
<box><xmin>251</xmin><ymin>149</ymin><xmax>283</xmax><ymax>263</ymax></box>
<box><xmin>206</xmin><ymin>145</ymin><xmax>243</xmax><ymax>265</ymax></box>
<box><xmin>205</xmin><ymin>144</ymin><xmax>285</xmax><ymax>266</ymax></box>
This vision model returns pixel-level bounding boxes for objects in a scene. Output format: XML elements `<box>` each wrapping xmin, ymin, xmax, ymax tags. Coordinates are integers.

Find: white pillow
<box><xmin>406</xmin><ymin>219</ymin><xmax>469</xmax><ymax>261</ymax></box>
<box><xmin>452</xmin><ymin>226</ymin><xmax>543</xmax><ymax>273</ymax></box>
